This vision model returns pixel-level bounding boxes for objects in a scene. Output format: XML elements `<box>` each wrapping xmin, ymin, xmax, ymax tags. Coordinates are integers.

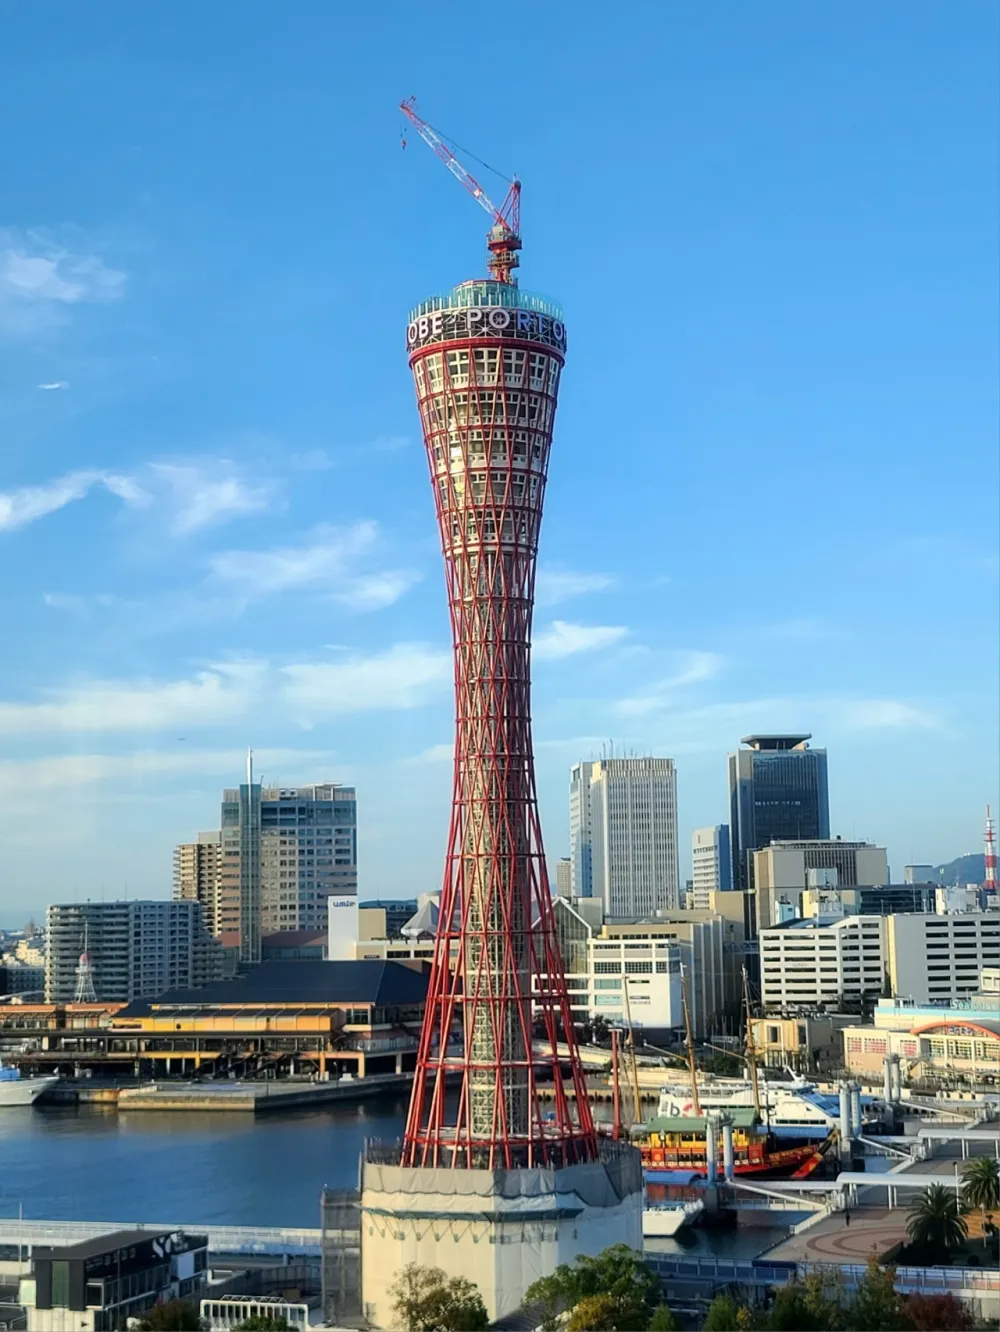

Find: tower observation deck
<box><xmin>402</xmin><ymin>278</ymin><xmax>596</xmax><ymax>1170</ymax></box>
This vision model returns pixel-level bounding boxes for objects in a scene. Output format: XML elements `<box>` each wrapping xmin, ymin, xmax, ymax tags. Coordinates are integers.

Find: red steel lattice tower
<box><xmin>400</xmin><ymin>101</ymin><xmax>597</xmax><ymax>1170</ymax></box>
<box><xmin>985</xmin><ymin>805</ymin><xmax>998</xmax><ymax>897</ymax></box>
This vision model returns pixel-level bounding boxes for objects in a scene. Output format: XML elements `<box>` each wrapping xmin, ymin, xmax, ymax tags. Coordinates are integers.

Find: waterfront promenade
<box><xmin>764</xmin><ymin>1134</ymin><xmax>999</xmax><ymax>1266</ymax></box>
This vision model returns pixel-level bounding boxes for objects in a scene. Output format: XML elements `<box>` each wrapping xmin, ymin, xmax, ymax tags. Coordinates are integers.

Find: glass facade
<box><xmin>409</xmin><ymin>280</ymin><xmax>562</xmax><ymax>321</ymax></box>
<box><xmin>729</xmin><ymin>739</ymin><xmax>830</xmax><ymax>894</ymax></box>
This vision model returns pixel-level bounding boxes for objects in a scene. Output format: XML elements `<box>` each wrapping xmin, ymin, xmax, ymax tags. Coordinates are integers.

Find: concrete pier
<box><xmin>42</xmin><ymin>1073</ymin><xmax>414</xmax><ymax>1113</ymax></box>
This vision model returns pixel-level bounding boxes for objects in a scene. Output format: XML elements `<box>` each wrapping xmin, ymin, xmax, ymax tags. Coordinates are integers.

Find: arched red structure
<box><xmin>400</xmin><ymin>283</ymin><xmax>598</xmax><ymax>1170</ymax></box>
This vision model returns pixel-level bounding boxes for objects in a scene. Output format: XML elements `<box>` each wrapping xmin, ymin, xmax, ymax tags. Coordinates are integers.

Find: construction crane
<box><xmin>399</xmin><ymin>97</ymin><xmax>522</xmax><ymax>285</ymax></box>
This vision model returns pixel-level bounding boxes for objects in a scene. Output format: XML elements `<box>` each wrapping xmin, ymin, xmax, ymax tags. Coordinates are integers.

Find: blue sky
<box><xmin>0</xmin><ymin>2</ymin><xmax>997</xmax><ymax>920</ymax></box>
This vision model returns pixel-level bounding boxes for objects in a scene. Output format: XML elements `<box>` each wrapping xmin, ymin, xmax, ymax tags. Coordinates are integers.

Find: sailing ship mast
<box><xmin>742</xmin><ymin>965</ymin><xmax>763</xmax><ymax>1120</ymax></box>
<box><xmin>610</xmin><ymin>1026</ymin><xmax>622</xmax><ymax>1140</ymax></box>
<box><xmin>621</xmin><ymin>975</ymin><xmax>643</xmax><ymax>1127</ymax></box>
<box><xmin>680</xmin><ymin>965</ymin><xmax>701</xmax><ymax>1118</ymax></box>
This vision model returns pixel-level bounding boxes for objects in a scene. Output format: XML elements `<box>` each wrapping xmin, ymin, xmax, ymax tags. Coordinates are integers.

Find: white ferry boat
<box><xmin>656</xmin><ymin>1071</ymin><xmax>881</xmax><ymax>1139</ymax></box>
<box><xmin>0</xmin><ymin>1059</ymin><xmax>58</xmax><ymax>1107</ymax></box>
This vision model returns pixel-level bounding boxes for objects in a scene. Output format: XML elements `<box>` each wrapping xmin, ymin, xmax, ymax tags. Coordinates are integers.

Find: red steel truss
<box><xmin>401</xmin><ymin>316</ymin><xmax>598</xmax><ymax>1170</ymax></box>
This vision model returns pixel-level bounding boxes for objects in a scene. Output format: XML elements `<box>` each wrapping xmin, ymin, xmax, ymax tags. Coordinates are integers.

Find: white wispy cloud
<box><xmin>604</xmin><ymin>692</ymin><xmax>944</xmax><ymax>757</ymax></box>
<box><xmin>0</xmin><ymin>469</ymin><xmax>147</xmax><ymax>532</ymax></box>
<box><xmin>615</xmin><ymin>650</ymin><xmax>724</xmax><ymax>716</ymax></box>
<box><xmin>43</xmin><ymin>592</ymin><xmax>89</xmax><ymax>614</ymax></box>
<box><xmin>0</xmin><ymin>241</ymin><xmax>125</xmax><ymax>304</ymax></box>
<box><xmin>0</xmin><ymin>232</ymin><xmax>125</xmax><ymax>336</ymax></box>
<box><xmin>407</xmin><ymin>742</ymin><xmax>454</xmax><ymax>765</ymax></box>
<box><xmin>282</xmin><ymin>645</ymin><xmax>450</xmax><ymax>721</ymax></box>
<box><xmin>0</xmin><ymin>458</ymin><xmax>275</xmax><ymax>538</ymax></box>
<box><xmin>0</xmin><ymin>646</ymin><xmax>451</xmax><ymax>737</ymax></box>
<box><xmin>0</xmin><ymin>662</ymin><xmax>264</xmax><ymax>735</ymax></box>
<box><xmin>150</xmin><ymin>461</ymin><xmax>273</xmax><ymax>535</ymax></box>
<box><xmin>535</xmin><ymin>567</ymin><xmax>615</xmax><ymax>606</ymax></box>
<box><xmin>835</xmin><ymin>699</ymin><xmax>941</xmax><ymax>730</ymax></box>
<box><xmin>37</xmin><ymin>381</ymin><xmax>70</xmax><ymax>391</ymax></box>
<box><xmin>208</xmin><ymin>523</ymin><xmax>420</xmax><ymax>610</ymax></box>
<box><xmin>0</xmin><ymin>747</ymin><xmax>341</xmax><ymax>797</ymax></box>
<box><xmin>533</xmin><ymin>620</ymin><xmax>628</xmax><ymax>660</ymax></box>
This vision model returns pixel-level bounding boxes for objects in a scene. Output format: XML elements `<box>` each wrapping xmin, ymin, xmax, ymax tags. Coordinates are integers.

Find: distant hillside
<box><xmin>930</xmin><ymin>853</ymin><xmax>986</xmax><ymax>886</ymax></box>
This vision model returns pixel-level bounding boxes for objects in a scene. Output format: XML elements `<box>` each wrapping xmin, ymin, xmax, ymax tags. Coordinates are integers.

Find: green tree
<box><xmin>963</xmin><ymin>1157</ymin><xmax>1000</xmax><ymax>1248</ymax></box>
<box><xmin>566</xmin><ymin>1293</ymin><xmax>629</xmax><ymax>1331</ymax></box>
<box><xmin>232</xmin><ymin>1320</ymin><xmax>291</xmax><ymax>1332</ymax></box>
<box><xmin>906</xmin><ymin>1184</ymin><xmax>969</xmax><ymax>1258</ymax></box>
<box><xmin>138</xmin><ymin>1301</ymin><xmax>204</xmax><ymax>1332</ymax></box>
<box><xmin>901</xmin><ymin>1292</ymin><xmax>974</xmax><ymax>1331</ymax></box>
<box><xmin>767</xmin><ymin>1271</ymin><xmax>847</xmax><ymax>1331</ymax></box>
<box><xmin>703</xmin><ymin>1294</ymin><xmax>743</xmax><ymax>1331</ymax></box>
<box><xmin>388</xmin><ymin>1264</ymin><xmax>488</xmax><ymax>1332</ymax></box>
<box><xmin>526</xmin><ymin>1246</ymin><xmax>659</xmax><ymax>1331</ymax></box>
<box><xmin>704</xmin><ymin>1051</ymin><xmax>743</xmax><ymax>1078</ymax></box>
<box><xmin>647</xmin><ymin>1306</ymin><xmax>680</xmax><ymax>1331</ymax></box>
<box><xmin>524</xmin><ymin>1273</ymin><xmax>566</xmax><ymax>1332</ymax></box>
<box><xmin>848</xmin><ymin>1258</ymin><xmax>910</xmax><ymax>1332</ymax></box>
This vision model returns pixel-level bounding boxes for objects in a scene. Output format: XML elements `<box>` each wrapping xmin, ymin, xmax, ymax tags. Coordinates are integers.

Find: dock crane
<box><xmin>399</xmin><ymin>97</ymin><xmax>522</xmax><ymax>285</ymax></box>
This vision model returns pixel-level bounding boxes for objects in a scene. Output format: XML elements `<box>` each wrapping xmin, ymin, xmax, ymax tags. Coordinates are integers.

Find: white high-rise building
<box><xmin>46</xmin><ymin>901</ymin><xmax>223</xmax><ymax>1003</ymax></box>
<box><xmin>691</xmin><ymin>825</ymin><xmax>732</xmax><ymax>895</ymax></box>
<box><xmin>586</xmin><ymin>757</ymin><xmax>680</xmax><ymax>917</ymax></box>
<box><xmin>569</xmin><ymin>761</ymin><xmax>595</xmax><ymax>897</ymax></box>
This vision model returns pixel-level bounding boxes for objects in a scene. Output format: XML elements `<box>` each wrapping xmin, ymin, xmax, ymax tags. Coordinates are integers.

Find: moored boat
<box><xmin>631</xmin><ymin>1106</ymin><xmax>836</xmax><ymax>1180</ymax></box>
<box><xmin>0</xmin><ymin>1059</ymin><xmax>59</xmax><ymax>1107</ymax></box>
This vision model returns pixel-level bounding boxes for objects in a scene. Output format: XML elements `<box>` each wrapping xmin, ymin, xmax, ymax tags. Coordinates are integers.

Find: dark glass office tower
<box><xmin>728</xmin><ymin>734</ymin><xmax>830</xmax><ymax>894</ymax></box>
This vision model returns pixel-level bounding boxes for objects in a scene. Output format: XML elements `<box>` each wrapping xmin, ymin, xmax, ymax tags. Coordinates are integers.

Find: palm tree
<box><xmin>962</xmin><ymin>1157</ymin><xmax>1000</xmax><ymax>1248</ymax></box>
<box><xmin>906</xmin><ymin>1184</ymin><xmax>969</xmax><ymax>1257</ymax></box>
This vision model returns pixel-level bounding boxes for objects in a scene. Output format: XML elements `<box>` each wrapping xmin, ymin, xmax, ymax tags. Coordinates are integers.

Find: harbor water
<box><xmin>0</xmin><ymin>1097</ymin><xmax>790</xmax><ymax>1258</ymax></box>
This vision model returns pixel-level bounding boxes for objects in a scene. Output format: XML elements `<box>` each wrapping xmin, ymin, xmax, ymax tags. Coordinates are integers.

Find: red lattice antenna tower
<box><xmin>985</xmin><ymin>805</ymin><xmax>998</xmax><ymax>896</ymax></box>
<box><xmin>400</xmin><ymin>101</ymin><xmax>597</xmax><ymax>1170</ymax></box>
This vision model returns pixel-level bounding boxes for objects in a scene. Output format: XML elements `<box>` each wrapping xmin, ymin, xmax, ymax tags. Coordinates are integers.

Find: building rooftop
<box><xmin>32</xmin><ymin>1228</ymin><xmax>201</xmax><ymax>1261</ymax></box>
<box><xmin>741</xmin><ymin>734</ymin><xmax>812</xmax><ymax>751</ymax></box>
<box><xmin>261</xmin><ymin>930</ymin><xmax>326</xmax><ymax>948</ymax></box>
<box><xmin>116</xmin><ymin>960</ymin><xmax>429</xmax><ymax>1016</ymax></box>
<box><xmin>634</xmin><ymin>1108</ymin><xmax>760</xmax><ymax>1135</ymax></box>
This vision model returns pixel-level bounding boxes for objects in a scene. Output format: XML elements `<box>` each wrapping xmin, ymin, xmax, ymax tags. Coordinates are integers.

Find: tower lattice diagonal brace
<box><xmin>402</xmin><ymin>284</ymin><xmax>598</xmax><ymax>1170</ymax></box>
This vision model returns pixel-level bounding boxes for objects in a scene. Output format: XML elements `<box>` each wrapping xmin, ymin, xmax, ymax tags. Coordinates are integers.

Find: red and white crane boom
<box><xmin>400</xmin><ymin>97</ymin><xmax>522</xmax><ymax>285</ymax></box>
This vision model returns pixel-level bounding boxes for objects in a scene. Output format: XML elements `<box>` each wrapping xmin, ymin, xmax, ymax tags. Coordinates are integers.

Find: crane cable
<box><xmin>402</xmin><ymin>113</ymin><xmax>514</xmax><ymax>187</ymax></box>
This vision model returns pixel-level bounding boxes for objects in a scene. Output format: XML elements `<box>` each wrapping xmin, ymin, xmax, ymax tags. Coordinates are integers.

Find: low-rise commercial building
<box><xmin>841</xmin><ymin>988</ymin><xmax>1000</xmax><ymax>1086</ymax></box>
<box><xmin>801</xmin><ymin>883</ymin><xmax>936</xmax><ymax>919</ymax></box>
<box><xmin>22</xmin><ymin>1229</ymin><xmax>208</xmax><ymax>1332</ymax></box>
<box><xmin>749</xmin><ymin>1012</ymin><xmax>855</xmax><ymax>1073</ymax></box>
<box><xmin>5</xmin><ymin>961</ymin><xmax>428</xmax><ymax>1081</ymax></box>
<box><xmin>542</xmin><ymin>895</ymin><xmax>747</xmax><ymax>1037</ymax></box>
